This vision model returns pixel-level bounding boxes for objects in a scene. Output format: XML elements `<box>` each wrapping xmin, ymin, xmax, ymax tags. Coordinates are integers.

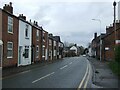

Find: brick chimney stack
<box><xmin>3</xmin><ymin>2</ymin><xmax>13</xmax><ymax>14</ymax></box>
<box><xmin>94</xmin><ymin>32</ymin><xmax>97</xmax><ymax>39</ymax></box>
<box><xmin>19</xmin><ymin>14</ymin><xmax>26</xmax><ymax>20</ymax></box>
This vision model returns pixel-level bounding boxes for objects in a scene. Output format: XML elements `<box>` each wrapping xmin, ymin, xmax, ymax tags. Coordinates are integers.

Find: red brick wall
<box><xmin>32</xmin><ymin>26</ymin><xmax>42</xmax><ymax>63</ymax></box>
<box><xmin>2</xmin><ymin>11</ymin><xmax>19</xmax><ymax>67</ymax></box>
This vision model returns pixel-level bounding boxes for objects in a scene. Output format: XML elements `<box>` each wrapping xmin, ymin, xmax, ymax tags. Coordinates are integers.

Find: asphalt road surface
<box><xmin>2</xmin><ymin>56</ymin><xmax>92</xmax><ymax>88</ymax></box>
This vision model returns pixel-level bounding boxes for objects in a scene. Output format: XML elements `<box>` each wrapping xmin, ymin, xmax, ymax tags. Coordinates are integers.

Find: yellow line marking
<box><xmin>83</xmin><ymin>62</ymin><xmax>91</xmax><ymax>88</ymax></box>
<box><xmin>78</xmin><ymin>62</ymin><xmax>89</xmax><ymax>89</ymax></box>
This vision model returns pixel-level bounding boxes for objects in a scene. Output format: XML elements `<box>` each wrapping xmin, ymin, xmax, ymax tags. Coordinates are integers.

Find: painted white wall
<box><xmin>18</xmin><ymin>20</ymin><xmax>32</xmax><ymax>66</ymax></box>
<box><xmin>118</xmin><ymin>1</ymin><xmax>120</xmax><ymax>20</ymax></box>
<box><xmin>70</xmin><ymin>46</ymin><xmax>77</xmax><ymax>54</ymax></box>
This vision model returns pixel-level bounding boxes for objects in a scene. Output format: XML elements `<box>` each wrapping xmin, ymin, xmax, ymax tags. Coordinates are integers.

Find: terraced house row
<box><xmin>0</xmin><ymin>2</ymin><xmax>64</xmax><ymax>68</ymax></box>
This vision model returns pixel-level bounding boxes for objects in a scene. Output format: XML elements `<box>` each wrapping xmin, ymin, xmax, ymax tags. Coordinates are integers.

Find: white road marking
<box><xmin>32</xmin><ymin>72</ymin><xmax>55</xmax><ymax>83</ymax></box>
<box><xmin>60</xmin><ymin>65</ymin><xmax>68</xmax><ymax>70</ymax></box>
<box><xmin>19</xmin><ymin>70</ymin><xmax>31</xmax><ymax>74</ymax></box>
<box><xmin>69</xmin><ymin>62</ymin><xmax>73</xmax><ymax>65</ymax></box>
<box><xmin>78</xmin><ymin>61</ymin><xmax>89</xmax><ymax>89</ymax></box>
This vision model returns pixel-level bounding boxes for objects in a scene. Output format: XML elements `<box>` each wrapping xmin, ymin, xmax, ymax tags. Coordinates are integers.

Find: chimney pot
<box><xmin>9</xmin><ymin>2</ymin><xmax>12</xmax><ymax>6</ymax></box>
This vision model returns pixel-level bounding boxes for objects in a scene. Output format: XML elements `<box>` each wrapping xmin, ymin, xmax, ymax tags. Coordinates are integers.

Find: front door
<box><xmin>0</xmin><ymin>45</ymin><xmax>2</xmax><ymax>67</ymax></box>
<box><xmin>19</xmin><ymin>46</ymin><xmax>22</xmax><ymax>66</ymax></box>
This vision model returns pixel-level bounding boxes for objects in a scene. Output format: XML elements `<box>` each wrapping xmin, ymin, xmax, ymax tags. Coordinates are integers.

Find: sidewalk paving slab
<box><xmin>87</xmin><ymin>56</ymin><xmax>120</xmax><ymax>89</ymax></box>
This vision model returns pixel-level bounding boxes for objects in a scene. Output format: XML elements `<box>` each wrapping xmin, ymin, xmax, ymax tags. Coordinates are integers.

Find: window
<box><xmin>7</xmin><ymin>42</ymin><xmax>13</xmax><ymax>58</ymax></box>
<box><xmin>54</xmin><ymin>41</ymin><xmax>56</xmax><ymax>46</ymax></box>
<box><xmin>49</xmin><ymin>49</ymin><xmax>51</xmax><ymax>56</ymax></box>
<box><xmin>36</xmin><ymin>30</ymin><xmax>39</xmax><ymax>41</ymax></box>
<box><xmin>8</xmin><ymin>16</ymin><xmax>13</xmax><ymax>33</ymax></box>
<box><xmin>24</xmin><ymin>46</ymin><xmax>29</xmax><ymax>58</ymax></box>
<box><xmin>49</xmin><ymin>39</ymin><xmax>52</xmax><ymax>46</ymax></box>
<box><xmin>25</xmin><ymin>24</ymin><xmax>29</xmax><ymax>38</ymax></box>
<box><xmin>42</xmin><ymin>46</ymin><xmax>45</xmax><ymax>56</ymax></box>
<box><xmin>36</xmin><ymin>45</ymin><xmax>39</xmax><ymax>58</ymax></box>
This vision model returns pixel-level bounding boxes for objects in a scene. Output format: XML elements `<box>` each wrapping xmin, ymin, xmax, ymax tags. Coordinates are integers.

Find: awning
<box><xmin>0</xmin><ymin>40</ymin><xmax>3</xmax><ymax>45</ymax></box>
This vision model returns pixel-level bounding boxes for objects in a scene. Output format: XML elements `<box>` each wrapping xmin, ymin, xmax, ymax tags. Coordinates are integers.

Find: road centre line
<box><xmin>69</xmin><ymin>62</ymin><xmax>73</xmax><ymax>65</ymax></box>
<box><xmin>32</xmin><ymin>72</ymin><xmax>55</xmax><ymax>83</ymax></box>
<box><xmin>77</xmin><ymin>61</ymin><xmax>89</xmax><ymax>89</ymax></box>
<box><xmin>60</xmin><ymin>65</ymin><xmax>68</xmax><ymax>70</ymax></box>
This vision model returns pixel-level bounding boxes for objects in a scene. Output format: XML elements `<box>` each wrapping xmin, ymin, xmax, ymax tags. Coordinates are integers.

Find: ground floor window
<box><xmin>7</xmin><ymin>42</ymin><xmax>13</xmax><ymax>58</ymax></box>
<box><xmin>36</xmin><ymin>45</ymin><xmax>39</xmax><ymax>58</ymax></box>
<box><xmin>24</xmin><ymin>46</ymin><xmax>29</xmax><ymax>58</ymax></box>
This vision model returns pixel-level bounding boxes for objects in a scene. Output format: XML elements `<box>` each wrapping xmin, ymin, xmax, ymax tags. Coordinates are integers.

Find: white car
<box><xmin>83</xmin><ymin>54</ymin><xmax>86</xmax><ymax>57</ymax></box>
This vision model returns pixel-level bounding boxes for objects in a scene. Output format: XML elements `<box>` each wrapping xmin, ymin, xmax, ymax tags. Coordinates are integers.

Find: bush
<box><xmin>108</xmin><ymin>61</ymin><xmax>120</xmax><ymax>78</ymax></box>
<box><xmin>115</xmin><ymin>46</ymin><xmax>120</xmax><ymax>62</ymax></box>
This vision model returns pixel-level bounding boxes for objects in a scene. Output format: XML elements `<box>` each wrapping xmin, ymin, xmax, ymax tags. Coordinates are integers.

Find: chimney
<box><xmin>49</xmin><ymin>33</ymin><xmax>53</xmax><ymax>37</ymax></box>
<box><xmin>19</xmin><ymin>14</ymin><xmax>26</xmax><ymax>20</ymax></box>
<box><xmin>94</xmin><ymin>32</ymin><xmax>97</xmax><ymax>39</ymax></box>
<box><xmin>3</xmin><ymin>2</ymin><xmax>13</xmax><ymax>14</ymax></box>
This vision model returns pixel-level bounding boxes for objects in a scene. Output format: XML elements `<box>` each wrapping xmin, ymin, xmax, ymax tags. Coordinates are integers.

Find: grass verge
<box><xmin>108</xmin><ymin>61</ymin><xmax>120</xmax><ymax>78</ymax></box>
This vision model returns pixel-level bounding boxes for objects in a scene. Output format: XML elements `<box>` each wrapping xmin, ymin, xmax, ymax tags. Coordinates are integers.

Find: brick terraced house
<box><xmin>31</xmin><ymin>21</ymin><xmax>42</xmax><ymax>63</ymax></box>
<box><xmin>91</xmin><ymin>20</ymin><xmax>120</xmax><ymax>61</ymax></box>
<box><xmin>0</xmin><ymin>2</ymin><xmax>19</xmax><ymax>67</ymax></box>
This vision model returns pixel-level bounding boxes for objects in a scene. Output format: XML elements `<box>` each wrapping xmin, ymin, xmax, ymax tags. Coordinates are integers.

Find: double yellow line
<box><xmin>77</xmin><ymin>60</ymin><xmax>91</xmax><ymax>90</ymax></box>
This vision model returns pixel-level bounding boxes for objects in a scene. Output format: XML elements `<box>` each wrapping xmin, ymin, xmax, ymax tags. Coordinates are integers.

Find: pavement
<box><xmin>87</xmin><ymin>56</ymin><xmax>120</xmax><ymax>89</ymax></box>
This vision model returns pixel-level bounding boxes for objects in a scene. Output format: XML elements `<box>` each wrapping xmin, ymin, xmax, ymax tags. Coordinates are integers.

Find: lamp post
<box><xmin>113</xmin><ymin>1</ymin><xmax>117</xmax><ymax>49</ymax></box>
<box><xmin>92</xmin><ymin>19</ymin><xmax>102</xmax><ymax>61</ymax></box>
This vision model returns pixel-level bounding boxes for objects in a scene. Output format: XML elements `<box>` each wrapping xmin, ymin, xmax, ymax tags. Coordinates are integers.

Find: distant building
<box><xmin>118</xmin><ymin>1</ymin><xmax>120</xmax><ymax>20</ymax></box>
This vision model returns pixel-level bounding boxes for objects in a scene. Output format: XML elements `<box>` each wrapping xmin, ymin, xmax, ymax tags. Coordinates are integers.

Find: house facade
<box><xmin>0</xmin><ymin>3</ymin><xmax>19</xmax><ymax>67</ymax></box>
<box><xmin>91</xmin><ymin>20</ymin><xmax>120</xmax><ymax>61</ymax></box>
<box><xmin>31</xmin><ymin>21</ymin><xmax>42</xmax><ymax>63</ymax></box>
<box><xmin>42</xmin><ymin>29</ymin><xmax>48</xmax><ymax>61</ymax></box>
<box><xmin>18</xmin><ymin>14</ymin><xmax>32</xmax><ymax>66</ymax></box>
<box><xmin>48</xmin><ymin>34</ymin><xmax>53</xmax><ymax>61</ymax></box>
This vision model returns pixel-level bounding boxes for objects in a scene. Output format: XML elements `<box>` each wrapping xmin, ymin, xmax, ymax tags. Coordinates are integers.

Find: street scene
<box><xmin>0</xmin><ymin>0</ymin><xmax>120</xmax><ymax>89</ymax></box>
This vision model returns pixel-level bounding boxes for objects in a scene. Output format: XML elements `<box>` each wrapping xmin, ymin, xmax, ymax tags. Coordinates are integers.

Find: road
<box><xmin>2</xmin><ymin>56</ymin><xmax>92</xmax><ymax>88</ymax></box>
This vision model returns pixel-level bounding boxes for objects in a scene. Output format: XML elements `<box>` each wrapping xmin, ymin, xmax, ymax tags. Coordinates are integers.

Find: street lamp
<box><xmin>92</xmin><ymin>19</ymin><xmax>102</xmax><ymax>61</ymax></box>
<box><xmin>113</xmin><ymin>1</ymin><xmax>117</xmax><ymax>49</ymax></box>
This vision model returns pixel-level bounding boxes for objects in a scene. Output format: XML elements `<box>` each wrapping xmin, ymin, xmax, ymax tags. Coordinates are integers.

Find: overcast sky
<box><xmin>0</xmin><ymin>0</ymin><xmax>120</xmax><ymax>47</ymax></box>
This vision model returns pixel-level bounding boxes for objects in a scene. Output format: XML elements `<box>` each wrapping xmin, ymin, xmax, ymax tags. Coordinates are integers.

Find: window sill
<box><xmin>25</xmin><ymin>37</ymin><xmax>29</xmax><ymax>39</ymax></box>
<box><xmin>7</xmin><ymin>57</ymin><xmax>13</xmax><ymax>59</ymax></box>
<box><xmin>8</xmin><ymin>32</ymin><xmax>13</xmax><ymax>34</ymax></box>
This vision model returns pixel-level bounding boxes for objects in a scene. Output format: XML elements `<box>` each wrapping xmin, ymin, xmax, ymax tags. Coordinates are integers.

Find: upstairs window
<box><xmin>36</xmin><ymin>30</ymin><xmax>39</xmax><ymax>41</ymax></box>
<box><xmin>25</xmin><ymin>24</ymin><xmax>29</xmax><ymax>39</ymax></box>
<box><xmin>8</xmin><ymin>16</ymin><xmax>13</xmax><ymax>33</ymax></box>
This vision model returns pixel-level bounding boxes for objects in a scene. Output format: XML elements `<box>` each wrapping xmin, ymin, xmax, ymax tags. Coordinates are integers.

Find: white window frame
<box><xmin>49</xmin><ymin>39</ymin><xmax>52</xmax><ymax>46</ymax></box>
<box><xmin>7</xmin><ymin>42</ymin><xmax>13</xmax><ymax>58</ymax></box>
<box><xmin>54</xmin><ymin>41</ymin><xmax>56</xmax><ymax>46</ymax></box>
<box><xmin>36</xmin><ymin>30</ymin><xmax>39</xmax><ymax>41</ymax></box>
<box><xmin>8</xmin><ymin>16</ymin><xmax>13</xmax><ymax>34</ymax></box>
<box><xmin>24</xmin><ymin>46</ymin><xmax>29</xmax><ymax>59</ymax></box>
<box><xmin>36</xmin><ymin>45</ymin><xmax>39</xmax><ymax>58</ymax></box>
<box><xmin>25</xmin><ymin>24</ymin><xmax>29</xmax><ymax>39</ymax></box>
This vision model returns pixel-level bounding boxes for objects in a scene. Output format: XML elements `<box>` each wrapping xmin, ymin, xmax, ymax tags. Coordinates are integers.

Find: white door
<box><xmin>18</xmin><ymin>46</ymin><xmax>23</xmax><ymax>66</ymax></box>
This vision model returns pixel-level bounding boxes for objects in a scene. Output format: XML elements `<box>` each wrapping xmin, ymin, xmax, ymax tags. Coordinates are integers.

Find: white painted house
<box><xmin>70</xmin><ymin>46</ymin><xmax>77</xmax><ymax>55</ymax></box>
<box><xmin>18</xmin><ymin>17</ymin><xmax>32</xmax><ymax>66</ymax></box>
